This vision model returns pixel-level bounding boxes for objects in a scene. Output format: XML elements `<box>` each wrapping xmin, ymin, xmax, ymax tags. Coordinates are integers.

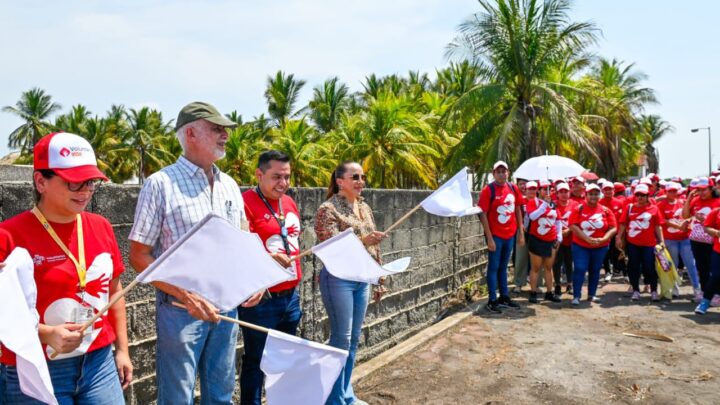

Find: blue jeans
<box><xmin>666</xmin><ymin>239</ymin><xmax>700</xmax><ymax>289</ymax></box>
<box><xmin>155</xmin><ymin>291</ymin><xmax>239</xmax><ymax>405</ymax></box>
<box><xmin>319</xmin><ymin>268</ymin><xmax>369</xmax><ymax>405</ymax></box>
<box><xmin>237</xmin><ymin>290</ymin><xmax>302</xmax><ymax>405</ymax></box>
<box><xmin>626</xmin><ymin>243</ymin><xmax>657</xmax><ymax>292</ymax></box>
<box><xmin>1</xmin><ymin>345</ymin><xmax>124</xmax><ymax>405</ymax></box>
<box><xmin>571</xmin><ymin>243</ymin><xmax>609</xmax><ymax>299</ymax></box>
<box><xmin>487</xmin><ymin>235</ymin><xmax>515</xmax><ymax>301</ymax></box>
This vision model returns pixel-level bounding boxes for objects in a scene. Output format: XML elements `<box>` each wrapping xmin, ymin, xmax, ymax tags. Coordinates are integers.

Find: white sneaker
<box><xmin>604</xmin><ymin>274</ymin><xmax>613</xmax><ymax>282</ymax></box>
<box><xmin>631</xmin><ymin>291</ymin><xmax>641</xmax><ymax>301</ymax></box>
<box><xmin>590</xmin><ymin>296</ymin><xmax>601</xmax><ymax>303</ymax></box>
<box><xmin>672</xmin><ymin>285</ymin><xmax>680</xmax><ymax>298</ymax></box>
<box><xmin>712</xmin><ymin>295</ymin><xmax>720</xmax><ymax>307</ymax></box>
<box><xmin>571</xmin><ymin>298</ymin><xmax>580</xmax><ymax>306</ymax></box>
<box><xmin>651</xmin><ymin>291</ymin><xmax>660</xmax><ymax>302</ymax></box>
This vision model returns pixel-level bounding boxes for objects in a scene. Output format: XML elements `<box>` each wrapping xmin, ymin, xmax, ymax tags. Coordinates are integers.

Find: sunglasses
<box><xmin>346</xmin><ymin>174</ymin><xmax>367</xmax><ymax>182</ymax></box>
<box><xmin>66</xmin><ymin>179</ymin><xmax>103</xmax><ymax>192</ymax></box>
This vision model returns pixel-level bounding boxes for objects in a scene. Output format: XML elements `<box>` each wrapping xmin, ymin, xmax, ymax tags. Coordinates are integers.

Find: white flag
<box><xmin>312</xmin><ymin>229</ymin><xmax>411</xmax><ymax>284</ymax></box>
<box><xmin>261</xmin><ymin>329</ymin><xmax>348</xmax><ymax>405</ymax></box>
<box><xmin>138</xmin><ymin>214</ymin><xmax>296</xmax><ymax>311</ymax></box>
<box><xmin>420</xmin><ymin>167</ymin><xmax>482</xmax><ymax>217</ymax></box>
<box><xmin>0</xmin><ymin>248</ymin><xmax>58</xmax><ymax>405</ymax></box>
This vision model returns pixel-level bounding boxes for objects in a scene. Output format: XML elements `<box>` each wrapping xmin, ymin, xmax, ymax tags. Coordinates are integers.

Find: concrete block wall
<box><xmin>0</xmin><ymin>182</ymin><xmax>488</xmax><ymax>404</ymax></box>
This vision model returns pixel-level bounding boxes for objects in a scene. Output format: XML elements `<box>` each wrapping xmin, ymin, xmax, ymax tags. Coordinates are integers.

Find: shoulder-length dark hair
<box><xmin>326</xmin><ymin>161</ymin><xmax>356</xmax><ymax>200</ymax></box>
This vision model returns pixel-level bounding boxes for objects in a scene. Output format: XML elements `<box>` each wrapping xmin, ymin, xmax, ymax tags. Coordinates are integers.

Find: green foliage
<box><xmin>2</xmin><ymin>1</ymin><xmax>668</xmax><ymax>187</ymax></box>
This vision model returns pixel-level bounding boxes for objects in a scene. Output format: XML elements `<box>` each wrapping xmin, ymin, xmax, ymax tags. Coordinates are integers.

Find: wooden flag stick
<box><xmin>290</xmin><ymin>203</ymin><xmax>424</xmax><ymax>261</ymax></box>
<box><xmin>383</xmin><ymin>203</ymin><xmax>422</xmax><ymax>234</ymax></box>
<box><xmin>171</xmin><ymin>301</ymin><xmax>269</xmax><ymax>333</ymax></box>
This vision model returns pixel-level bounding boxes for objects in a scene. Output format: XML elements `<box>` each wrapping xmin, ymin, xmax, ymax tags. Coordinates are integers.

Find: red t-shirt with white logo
<box><xmin>525</xmin><ymin>198</ymin><xmax>558</xmax><ymax>242</ymax></box>
<box><xmin>0</xmin><ymin>211</ymin><xmax>124</xmax><ymax>365</ymax></box>
<box><xmin>569</xmin><ymin>193</ymin><xmax>585</xmax><ymax>204</ymax></box>
<box><xmin>242</xmin><ymin>189</ymin><xmax>302</xmax><ymax>292</ymax></box>
<box><xmin>555</xmin><ymin>200</ymin><xmax>579</xmax><ymax>246</ymax></box>
<box><xmin>478</xmin><ymin>182</ymin><xmax>524</xmax><ymax>239</ymax></box>
<box><xmin>657</xmin><ymin>199</ymin><xmax>690</xmax><ymax>240</ymax></box>
<box><xmin>703</xmin><ymin>208</ymin><xmax>720</xmax><ymax>254</ymax></box>
<box><xmin>619</xmin><ymin>203</ymin><xmax>664</xmax><ymax>247</ymax></box>
<box><xmin>688</xmin><ymin>196</ymin><xmax>720</xmax><ymax>224</ymax></box>
<box><xmin>599</xmin><ymin>196</ymin><xmax>623</xmax><ymax>221</ymax></box>
<box><xmin>569</xmin><ymin>204</ymin><xmax>616</xmax><ymax>248</ymax></box>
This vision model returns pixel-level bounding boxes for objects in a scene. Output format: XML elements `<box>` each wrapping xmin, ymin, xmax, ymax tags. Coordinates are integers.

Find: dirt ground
<box><xmin>356</xmin><ymin>281</ymin><xmax>720</xmax><ymax>405</ymax></box>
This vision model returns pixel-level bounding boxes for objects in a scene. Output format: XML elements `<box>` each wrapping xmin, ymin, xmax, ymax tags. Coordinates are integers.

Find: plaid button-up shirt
<box><xmin>129</xmin><ymin>155</ymin><xmax>246</xmax><ymax>257</ymax></box>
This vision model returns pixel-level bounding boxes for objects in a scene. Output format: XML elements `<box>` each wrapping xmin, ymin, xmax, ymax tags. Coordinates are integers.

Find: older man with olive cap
<box><xmin>129</xmin><ymin>102</ymin><xmax>258</xmax><ymax>405</ymax></box>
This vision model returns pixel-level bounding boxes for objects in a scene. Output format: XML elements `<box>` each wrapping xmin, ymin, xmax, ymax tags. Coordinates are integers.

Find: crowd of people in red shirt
<box><xmin>477</xmin><ymin>160</ymin><xmax>720</xmax><ymax>315</ymax></box>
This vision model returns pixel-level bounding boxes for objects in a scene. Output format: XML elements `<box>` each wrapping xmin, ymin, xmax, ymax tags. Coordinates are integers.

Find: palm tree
<box><xmin>444</xmin><ymin>0</ymin><xmax>599</xmax><ymax>173</ymax></box>
<box><xmin>113</xmin><ymin>107</ymin><xmax>176</xmax><ymax>183</ymax></box>
<box><xmin>3</xmin><ymin>88</ymin><xmax>62</xmax><ymax>153</ymax></box>
<box><xmin>270</xmin><ymin>119</ymin><xmax>333</xmax><ymax>186</ymax></box>
<box><xmin>265</xmin><ymin>71</ymin><xmax>306</xmax><ymax>126</ymax></box>
<box><xmin>640</xmin><ymin>114</ymin><xmax>673</xmax><ymax>174</ymax></box>
<box><xmin>217</xmin><ymin>122</ymin><xmax>269</xmax><ymax>185</ymax></box>
<box><xmin>335</xmin><ymin>91</ymin><xmax>440</xmax><ymax>188</ymax></box>
<box><xmin>54</xmin><ymin>104</ymin><xmax>92</xmax><ymax>135</ymax></box>
<box><xmin>308</xmin><ymin>77</ymin><xmax>350</xmax><ymax>133</ymax></box>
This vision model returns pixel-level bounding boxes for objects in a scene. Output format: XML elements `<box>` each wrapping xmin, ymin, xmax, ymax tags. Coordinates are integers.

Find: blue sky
<box><xmin>1</xmin><ymin>0</ymin><xmax>718</xmax><ymax>178</ymax></box>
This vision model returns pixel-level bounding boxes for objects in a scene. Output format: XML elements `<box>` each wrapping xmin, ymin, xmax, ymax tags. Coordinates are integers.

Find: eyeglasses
<box><xmin>346</xmin><ymin>174</ymin><xmax>367</xmax><ymax>182</ymax></box>
<box><xmin>66</xmin><ymin>179</ymin><xmax>103</xmax><ymax>192</ymax></box>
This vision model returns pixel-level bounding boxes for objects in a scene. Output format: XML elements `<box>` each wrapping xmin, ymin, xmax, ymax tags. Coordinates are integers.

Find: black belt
<box><xmin>265</xmin><ymin>288</ymin><xmax>295</xmax><ymax>299</ymax></box>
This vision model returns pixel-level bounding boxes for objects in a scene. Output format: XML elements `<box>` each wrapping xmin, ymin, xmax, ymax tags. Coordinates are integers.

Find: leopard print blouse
<box><xmin>314</xmin><ymin>194</ymin><xmax>381</xmax><ymax>263</ymax></box>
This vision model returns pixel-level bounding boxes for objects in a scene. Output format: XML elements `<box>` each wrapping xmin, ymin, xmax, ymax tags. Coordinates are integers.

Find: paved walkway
<box><xmin>355</xmin><ymin>282</ymin><xmax>719</xmax><ymax>404</ymax></box>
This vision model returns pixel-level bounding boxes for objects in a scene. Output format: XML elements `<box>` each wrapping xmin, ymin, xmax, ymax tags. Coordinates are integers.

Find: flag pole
<box><xmin>171</xmin><ymin>302</ymin><xmax>269</xmax><ymax>333</ymax></box>
<box><xmin>383</xmin><ymin>203</ymin><xmax>422</xmax><ymax>233</ymax></box>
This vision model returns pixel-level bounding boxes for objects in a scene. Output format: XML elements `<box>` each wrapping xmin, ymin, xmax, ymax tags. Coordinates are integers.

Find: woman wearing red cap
<box><xmin>616</xmin><ymin>184</ymin><xmax>665</xmax><ymax>301</ymax></box>
<box><xmin>0</xmin><ymin>133</ymin><xmax>131</xmax><ymax>404</ymax></box>
<box><xmin>682</xmin><ymin>177</ymin><xmax>720</xmax><ymax>295</ymax></box>
<box><xmin>568</xmin><ymin>184</ymin><xmax>616</xmax><ymax>305</ymax></box>
<box><xmin>525</xmin><ymin>181</ymin><xmax>562</xmax><ymax>303</ymax></box>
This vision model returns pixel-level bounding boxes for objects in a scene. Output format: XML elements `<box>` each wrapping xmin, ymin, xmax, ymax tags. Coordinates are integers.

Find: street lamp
<box><xmin>691</xmin><ymin>127</ymin><xmax>712</xmax><ymax>175</ymax></box>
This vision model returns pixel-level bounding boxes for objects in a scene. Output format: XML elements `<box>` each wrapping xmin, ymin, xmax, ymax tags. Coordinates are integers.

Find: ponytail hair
<box><xmin>326</xmin><ymin>160</ymin><xmax>356</xmax><ymax>199</ymax></box>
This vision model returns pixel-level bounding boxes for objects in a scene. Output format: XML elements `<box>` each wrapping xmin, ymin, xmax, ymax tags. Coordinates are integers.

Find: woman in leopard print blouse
<box><xmin>314</xmin><ymin>161</ymin><xmax>386</xmax><ymax>405</ymax></box>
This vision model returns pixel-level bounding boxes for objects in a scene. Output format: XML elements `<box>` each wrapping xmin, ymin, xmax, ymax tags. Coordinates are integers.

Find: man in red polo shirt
<box><xmin>239</xmin><ymin>150</ymin><xmax>302</xmax><ymax>405</ymax></box>
<box><xmin>478</xmin><ymin>160</ymin><xmax>525</xmax><ymax>313</ymax></box>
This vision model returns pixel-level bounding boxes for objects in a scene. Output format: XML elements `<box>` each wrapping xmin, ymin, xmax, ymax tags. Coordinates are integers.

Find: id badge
<box><xmin>72</xmin><ymin>302</ymin><xmax>94</xmax><ymax>331</ymax></box>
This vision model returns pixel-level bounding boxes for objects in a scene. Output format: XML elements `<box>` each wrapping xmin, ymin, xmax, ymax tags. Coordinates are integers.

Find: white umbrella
<box><xmin>513</xmin><ymin>155</ymin><xmax>585</xmax><ymax>182</ymax></box>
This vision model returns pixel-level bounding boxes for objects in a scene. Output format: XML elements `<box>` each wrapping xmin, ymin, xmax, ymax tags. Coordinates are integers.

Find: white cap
<box><xmin>639</xmin><ymin>177</ymin><xmax>653</xmax><ymax>185</ymax></box>
<box><xmin>493</xmin><ymin>160</ymin><xmax>509</xmax><ymax>171</ymax></box>
<box><xmin>586</xmin><ymin>184</ymin><xmax>601</xmax><ymax>192</ymax></box>
<box><xmin>665</xmin><ymin>182</ymin><xmax>681</xmax><ymax>191</ymax></box>
<box><xmin>601</xmin><ymin>181</ymin><xmax>614</xmax><ymax>190</ymax></box>
<box><xmin>635</xmin><ymin>184</ymin><xmax>650</xmax><ymax>194</ymax></box>
<box><xmin>526</xmin><ymin>181</ymin><xmax>538</xmax><ymax>189</ymax></box>
<box><xmin>556</xmin><ymin>182</ymin><xmax>570</xmax><ymax>191</ymax></box>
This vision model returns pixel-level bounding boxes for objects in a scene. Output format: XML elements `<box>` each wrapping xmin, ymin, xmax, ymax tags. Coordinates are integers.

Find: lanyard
<box><xmin>255</xmin><ymin>187</ymin><xmax>292</xmax><ymax>254</ymax></box>
<box><xmin>31</xmin><ymin>206</ymin><xmax>87</xmax><ymax>290</ymax></box>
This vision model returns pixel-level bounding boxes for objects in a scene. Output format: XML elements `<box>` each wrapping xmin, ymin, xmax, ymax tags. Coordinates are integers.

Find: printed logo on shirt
<box><xmin>667</xmin><ymin>208</ymin><xmax>683</xmax><ymax>234</ymax></box>
<box><xmin>537</xmin><ymin>210</ymin><xmax>557</xmax><ymax>235</ymax></box>
<box><xmin>34</xmin><ymin>254</ymin><xmax>66</xmax><ymax>265</ymax></box>
<box><xmin>629</xmin><ymin>212</ymin><xmax>652</xmax><ymax>238</ymax></box>
<box><xmin>581</xmin><ymin>213</ymin><xmax>605</xmax><ymax>236</ymax></box>
<box><xmin>497</xmin><ymin>193</ymin><xmax>515</xmax><ymax>224</ymax></box>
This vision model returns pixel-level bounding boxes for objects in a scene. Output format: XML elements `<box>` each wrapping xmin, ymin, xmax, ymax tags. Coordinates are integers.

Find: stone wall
<box><xmin>0</xmin><ymin>182</ymin><xmax>488</xmax><ymax>404</ymax></box>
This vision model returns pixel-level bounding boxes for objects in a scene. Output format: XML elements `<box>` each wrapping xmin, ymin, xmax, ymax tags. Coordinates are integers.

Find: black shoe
<box><xmin>566</xmin><ymin>285</ymin><xmax>573</xmax><ymax>295</ymax></box>
<box><xmin>545</xmin><ymin>292</ymin><xmax>562</xmax><ymax>303</ymax></box>
<box><xmin>499</xmin><ymin>295</ymin><xmax>521</xmax><ymax>309</ymax></box>
<box><xmin>554</xmin><ymin>285</ymin><xmax>562</xmax><ymax>296</ymax></box>
<box><xmin>528</xmin><ymin>292</ymin><xmax>539</xmax><ymax>303</ymax></box>
<box><xmin>485</xmin><ymin>300</ymin><xmax>502</xmax><ymax>313</ymax></box>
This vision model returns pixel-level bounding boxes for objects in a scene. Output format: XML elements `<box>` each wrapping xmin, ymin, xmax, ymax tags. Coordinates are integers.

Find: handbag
<box><xmin>689</xmin><ymin>221</ymin><xmax>713</xmax><ymax>244</ymax></box>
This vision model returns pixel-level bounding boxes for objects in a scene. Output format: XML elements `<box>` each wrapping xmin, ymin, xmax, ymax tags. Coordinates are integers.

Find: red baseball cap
<box><xmin>34</xmin><ymin>132</ymin><xmax>108</xmax><ymax>183</ymax></box>
<box><xmin>613</xmin><ymin>182</ymin><xmax>626</xmax><ymax>193</ymax></box>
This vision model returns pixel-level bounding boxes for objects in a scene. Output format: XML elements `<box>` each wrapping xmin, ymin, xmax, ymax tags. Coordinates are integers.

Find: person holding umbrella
<box><xmin>568</xmin><ymin>184</ymin><xmax>617</xmax><ymax>305</ymax></box>
<box><xmin>525</xmin><ymin>181</ymin><xmax>563</xmax><ymax>303</ymax></box>
<box><xmin>478</xmin><ymin>161</ymin><xmax>524</xmax><ymax>313</ymax></box>
<box><xmin>552</xmin><ymin>182</ymin><xmax>578</xmax><ymax>296</ymax></box>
